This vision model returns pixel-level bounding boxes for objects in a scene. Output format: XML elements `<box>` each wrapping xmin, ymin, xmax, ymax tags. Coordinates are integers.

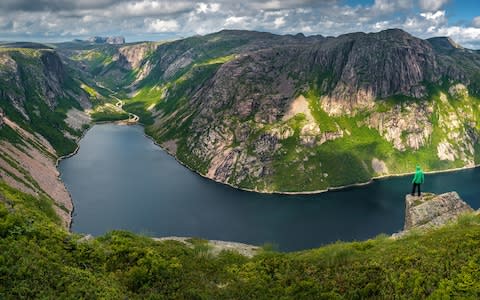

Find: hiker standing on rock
<box><xmin>411</xmin><ymin>165</ymin><xmax>424</xmax><ymax>197</ymax></box>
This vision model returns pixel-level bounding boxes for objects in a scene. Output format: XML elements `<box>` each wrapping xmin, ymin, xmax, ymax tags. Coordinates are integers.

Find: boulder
<box><xmin>404</xmin><ymin>192</ymin><xmax>473</xmax><ymax>231</ymax></box>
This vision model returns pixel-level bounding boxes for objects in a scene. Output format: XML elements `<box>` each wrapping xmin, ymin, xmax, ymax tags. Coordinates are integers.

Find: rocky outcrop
<box><xmin>365</xmin><ymin>103</ymin><xmax>434</xmax><ymax>151</ymax></box>
<box><xmin>317</xmin><ymin>29</ymin><xmax>439</xmax><ymax>115</ymax></box>
<box><xmin>64</xmin><ymin>108</ymin><xmax>91</xmax><ymax>131</ymax></box>
<box><xmin>427</xmin><ymin>37</ymin><xmax>463</xmax><ymax>51</ymax></box>
<box><xmin>153</xmin><ymin>237</ymin><xmax>259</xmax><ymax>258</ymax></box>
<box><xmin>118</xmin><ymin>43</ymin><xmax>159</xmax><ymax>70</ymax></box>
<box><xmin>403</xmin><ymin>192</ymin><xmax>473</xmax><ymax>231</ymax></box>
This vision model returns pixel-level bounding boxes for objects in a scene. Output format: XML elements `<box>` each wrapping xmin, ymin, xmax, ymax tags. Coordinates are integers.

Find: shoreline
<box><xmin>55</xmin><ymin>124</ymin><xmax>92</xmax><ymax>230</ymax></box>
<box><xmin>58</xmin><ymin>121</ymin><xmax>480</xmax><ymax>250</ymax></box>
<box><xmin>140</xmin><ymin>126</ymin><xmax>480</xmax><ymax>196</ymax></box>
<box><xmin>58</xmin><ymin>122</ymin><xmax>480</xmax><ymax>203</ymax></box>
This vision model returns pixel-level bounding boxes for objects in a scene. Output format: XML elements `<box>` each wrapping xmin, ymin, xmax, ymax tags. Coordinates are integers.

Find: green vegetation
<box><xmin>261</xmin><ymin>83</ymin><xmax>480</xmax><ymax>191</ymax></box>
<box><xmin>90</xmin><ymin>109</ymin><xmax>129</xmax><ymax>122</ymax></box>
<box><xmin>80</xmin><ymin>83</ymin><xmax>100</xmax><ymax>99</ymax></box>
<box><xmin>2</xmin><ymin>181</ymin><xmax>480</xmax><ymax>298</ymax></box>
<box><xmin>0</xmin><ymin>48</ymin><xmax>84</xmax><ymax>156</ymax></box>
<box><xmin>70</xmin><ymin>47</ymin><xmax>118</xmax><ymax>76</ymax></box>
<box><xmin>0</xmin><ymin>125</ymin><xmax>25</xmax><ymax>146</ymax></box>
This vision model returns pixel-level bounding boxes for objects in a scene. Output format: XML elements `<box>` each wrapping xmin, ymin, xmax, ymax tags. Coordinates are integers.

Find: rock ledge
<box><xmin>393</xmin><ymin>192</ymin><xmax>473</xmax><ymax>238</ymax></box>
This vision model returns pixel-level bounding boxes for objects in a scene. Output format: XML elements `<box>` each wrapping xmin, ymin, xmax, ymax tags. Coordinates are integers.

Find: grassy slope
<box><xmin>1</xmin><ymin>181</ymin><xmax>480</xmax><ymax>298</ymax></box>
<box><xmin>267</xmin><ymin>86</ymin><xmax>480</xmax><ymax>192</ymax></box>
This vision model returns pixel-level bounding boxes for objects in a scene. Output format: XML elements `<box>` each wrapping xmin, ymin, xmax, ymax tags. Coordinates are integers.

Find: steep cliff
<box><xmin>128</xmin><ymin>29</ymin><xmax>480</xmax><ymax>192</ymax></box>
<box><xmin>0</xmin><ymin>46</ymin><xmax>91</xmax><ymax>227</ymax></box>
<box><xmin>43</xmin><ymin>29</ymin><xmax>480</xmax><ymax>192</ymax></box>
<box><xmin>0</xmin><ymin>47</ymin><xmax>90</xmax><ymax>154</ymax></box>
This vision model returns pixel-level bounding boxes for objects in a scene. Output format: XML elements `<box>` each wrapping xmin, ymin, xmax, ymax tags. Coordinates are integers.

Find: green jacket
<box><xmin>412</xmin><ymin>166</ymin><xmax>424</xmax><ymax>184</ymax></box>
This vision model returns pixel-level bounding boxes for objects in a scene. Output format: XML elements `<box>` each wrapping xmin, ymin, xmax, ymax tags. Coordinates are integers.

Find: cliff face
<box><xmin>48</xmin><ymin>29</ymin><xmax>480</xmax><ymax>192</ymax></box>
<box><xmin>0</xmin><ymin>46</ymin><xmax>91</xmax><ymax>227</ymax></box>
<box><xmin>317</xmin><ymin>29</ymin><xmax>439</xmax><ymax>115</ymax></box>
<box><xmin>139</xmin><ymin>29</ymin><xmax>480</xmax><ymax>192</ymax></box>
<box><xmin>0</xmin><ymin>49</ymin><xmax>68</xmax><ymax>115</ymax></box>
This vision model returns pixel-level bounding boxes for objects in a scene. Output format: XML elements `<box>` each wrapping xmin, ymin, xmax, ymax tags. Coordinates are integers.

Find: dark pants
<box><xmin>411</xmin><ymin>183</ymin><xmax>421</xmax><ymax>196</ymax></box>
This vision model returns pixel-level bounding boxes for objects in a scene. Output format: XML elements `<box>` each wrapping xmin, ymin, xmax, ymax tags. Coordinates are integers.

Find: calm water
<box><xmin>59</xmin><ymin>124</ymin><xmax>480</xmax><ymax>251</ymax></box>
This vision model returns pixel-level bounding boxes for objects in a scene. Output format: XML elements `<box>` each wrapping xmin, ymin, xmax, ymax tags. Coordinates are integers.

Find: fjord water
<box><xmin>59</xmin><ymin>124</ymin><xmax>480</xmax><ymax>251</ymax></box>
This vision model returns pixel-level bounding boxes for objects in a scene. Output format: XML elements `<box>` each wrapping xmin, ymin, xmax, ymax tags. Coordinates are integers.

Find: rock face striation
<box><xmin>403</xmin><ymin>192</ymin><xmax>473</xmax><ymax>231</ymax></box>
<box><xmin>136</xmin><ymin>29</ymin><xmax>480</xmax><ymax>192</ymax></box>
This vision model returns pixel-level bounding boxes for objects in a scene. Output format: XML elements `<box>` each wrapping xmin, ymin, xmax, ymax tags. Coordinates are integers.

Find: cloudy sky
<box><xmin>1</xmin><ymin>0</ymin><xmax>479</xmax><ymax>48</ymax></box>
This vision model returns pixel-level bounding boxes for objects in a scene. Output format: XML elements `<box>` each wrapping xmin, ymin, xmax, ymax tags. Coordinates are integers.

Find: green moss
<box><xmin>305</xmin><ymin>89</ymin><xmax>337</xmax><ymax>132</ymax></box>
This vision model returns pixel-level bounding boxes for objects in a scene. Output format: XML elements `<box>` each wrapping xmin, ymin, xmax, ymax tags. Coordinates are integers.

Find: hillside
<box><xmin>0</xmin><ymin>46</ymin><xmax>96</xmax><ymax>226</ymax></box>
<box><xmin>57</xmin><ymin>29</ymin><xmax>480</xmax><ymax>193</ymax></box>
<box><xmin>2</xmin><ymin>182</ymin><xmax>480</xmax><ymax>298</ymax></box>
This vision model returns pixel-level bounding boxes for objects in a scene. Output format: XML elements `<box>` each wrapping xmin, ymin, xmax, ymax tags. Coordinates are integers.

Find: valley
<box><xmin>55</xmin><ymin>29</ymin><xmax>480</xmax><ymax>193</ymax></box>
<box><xmin>1</xmin><ymin>28</ymin><xmax>480</xmax><ymax>298</ymax></box>
<box><xmin>1</xmin><ymin>29</ymin><xmax>480</xmax><ymax>229</ymax></box>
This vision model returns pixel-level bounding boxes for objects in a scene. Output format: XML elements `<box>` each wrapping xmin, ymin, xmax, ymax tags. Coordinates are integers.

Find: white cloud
<box><xmin>112</xmin><ymin>1</ymin><xmax>194</xmax><ymax>17</ymax></box>
<box><xmin>473</xmin><ymin>16</ymin><xmax>480</xmax><ymax>28</ymax></box>
<box><xmin>418</xmin><ymin>0</ymin><xmax>449</xmax><ymax>11</ymax></box>
<box><xmin>420</xmin><ymin>10</ymin><xmax>445</xmax><ymax>21</ymax></box>
<box><xmin>196</xmin><ymin>2</ymin><xmax>220</xmax><ymax>14</ymax></box>
<box><xmin>273</xmin><ymin>16</ymin><xmax>285</xmax><ymax>28</ymax></box>
<box><xmin>146</xmin><ymin>19</ymin><xmax>180</xmax><ymax>32</ymax></box>
<box><xmin>436</xmin><ymin>26</ymin><xmax>480</xmax><ymax>41</ymax></box>
<box><xmin>371</xmin><ymin>0</ymin><xmax>412</xmax><ymax>14</ymax></box>
<box><xmin>224</xmin><ymin>16</ymin><xmax>250</xmax><ymax>27</ymax></box>
<box><xmin>0</xmin><ymin>0</ymin><xmax>479</xmax><ymax>49</ymax></box>
<box><xmin>374</xmin><ymin>21</ymin><xmax>390</xmax><ymax>30</ymax></box>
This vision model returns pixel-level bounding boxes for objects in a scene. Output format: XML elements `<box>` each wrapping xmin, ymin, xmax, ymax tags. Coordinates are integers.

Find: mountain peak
<box><xmin>427</xmin><ymin>36</ymin><xmax>463</xmax><ymax>50</ymax></box>
<box><xmin>86</xmin><ymin>36</ymin><xmax>125</xmax><ymax>45</ymax></box>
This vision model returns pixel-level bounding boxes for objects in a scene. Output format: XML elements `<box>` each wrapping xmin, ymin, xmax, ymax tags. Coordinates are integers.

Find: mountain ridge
<box><xmin>114</xmin><ymin>28</ymin><xmax>479</xmax><ymax>192</ymax></box>
<box><xmin>1</xmin><ymin>28</ymin><xmax>480</xmax><ymax>195</ymax></box>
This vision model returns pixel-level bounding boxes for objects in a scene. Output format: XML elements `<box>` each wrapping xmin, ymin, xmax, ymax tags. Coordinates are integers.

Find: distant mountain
<box><xmin>0</xmin><ymin>42</ymin><xmax>52</xmax><ymax>49</ymax></box>
<box><xmin>86</xmin><ymin>36</ymin><xmax>125</xmax><ymax>45</ymax></box>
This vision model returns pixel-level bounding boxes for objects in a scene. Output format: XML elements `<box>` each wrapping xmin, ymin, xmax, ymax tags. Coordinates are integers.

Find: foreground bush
<box><xmin>1</xmin><ymin>181</ymin><xmax>480</xmax><ymax>299</ymax></box>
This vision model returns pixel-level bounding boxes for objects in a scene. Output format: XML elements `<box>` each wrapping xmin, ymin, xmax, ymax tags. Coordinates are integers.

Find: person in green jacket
<box><xmin>411</xmin><ymin>165</ymin><xmax>424</xmax><ymax>196</ymax></box>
